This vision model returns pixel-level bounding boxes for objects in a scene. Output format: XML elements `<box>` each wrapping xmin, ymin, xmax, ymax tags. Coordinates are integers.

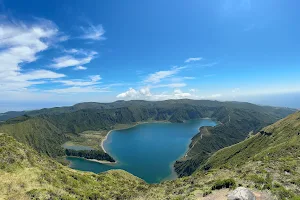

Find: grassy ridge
<box><xmin>174</xmin><ymin>106</ymin><xmax>291</xmax><ymax>176</ymax></box>
<box><xmin>199</xmin><ymin>111</ymin><xmax>300</xmax><ymax>198</ymax></box>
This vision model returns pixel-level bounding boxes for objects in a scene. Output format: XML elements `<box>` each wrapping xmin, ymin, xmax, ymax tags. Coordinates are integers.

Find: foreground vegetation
<box><xmin>1</xmin><ymin>110</ymin><xmax>300</xmax><ymax>199</ymax></box>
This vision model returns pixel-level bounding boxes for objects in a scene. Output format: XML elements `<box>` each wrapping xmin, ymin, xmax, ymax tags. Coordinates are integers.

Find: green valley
<box><xmin>0</xmin><ymin>100</ymin><xmax>299</xmax><ymax>199</ymax></box>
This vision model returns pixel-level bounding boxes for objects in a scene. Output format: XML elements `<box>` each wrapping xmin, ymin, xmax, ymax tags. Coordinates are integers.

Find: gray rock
<box><xmin>227</xmin><ymin>187</ymin><xmax>256</xmax><ymax>200</ymax></box>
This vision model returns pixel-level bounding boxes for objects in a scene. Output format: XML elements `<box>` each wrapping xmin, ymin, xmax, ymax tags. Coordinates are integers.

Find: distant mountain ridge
<box><xmin>0</xmin><ymin>100</ymin><xmax>295</xmax><ymax>121</ymax></box>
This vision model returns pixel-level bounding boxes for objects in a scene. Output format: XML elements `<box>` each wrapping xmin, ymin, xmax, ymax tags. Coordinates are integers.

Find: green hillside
<box><xmin>0</xmin><ymin>100</ymin><xmax>295</xmax><ymax>175</ymax></box>
<box><xmin>0</xmin><ymin>134</ymin><xmax>147</xmax><ymax>200</ymax></box>
<box><xmin>0</xmin><ymin>117</ymin><xmax>66</xmax><ymax>157</ymax></box>
<box><xmin>174</xmin><ymin>105</ymin><xmax>295</xmax><ymax>176</ymax></box>
<box><xmin>200</xmin><ymin>111</ymin><xmax>300</xmax><ymax>199</ymax></box>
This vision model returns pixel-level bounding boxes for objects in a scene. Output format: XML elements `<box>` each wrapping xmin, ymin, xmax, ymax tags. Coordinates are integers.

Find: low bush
<box><xmin>211</xmin><ymin>178</ymin><xmax>236</xmax><ymax>190</ymax></box>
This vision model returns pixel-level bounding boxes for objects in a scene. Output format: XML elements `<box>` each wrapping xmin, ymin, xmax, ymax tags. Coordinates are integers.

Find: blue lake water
<box><xmin>67</xmin><ymin>119</ymin><xmax>216</xmax><ymax>183</ymax></box>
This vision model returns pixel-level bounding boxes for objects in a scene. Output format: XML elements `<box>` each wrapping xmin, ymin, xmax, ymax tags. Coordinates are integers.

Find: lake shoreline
<box><xmin>101</xmin><ymin>120</ymin><xmax>170</xmax><ymax>154</ymax></box>
<box><xmin>68</xmin><ymin>118</ymin><xmax>216</xmax><ymax>183</ymax></box>
<box><xmin>67</xmin><ymin>156</ymin><xmax>117</xmax><ymax>165</ymax></box>
<box><xmin>101</xmin><ymin>118</ymin><xmax>216</xmax><ymax>181</ymax></box>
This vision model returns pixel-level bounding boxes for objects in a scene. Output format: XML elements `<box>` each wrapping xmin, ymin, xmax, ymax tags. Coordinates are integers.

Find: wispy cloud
<box><xmin>64</xmin><ymin>48</ymin><xmax>80</xmax><ymax>54</ymax></box>
<box><xmin>183</xmin><ymin>76</ymin><xmax>195</xmax><ymax>80</ymax></box>
<box><xmin>185</xmin><ymin>57</ymin><xmax>202</xmax><ymax>63</ymax></box>
<box><xmin>51</xmin><ymin>51</ymin><xmax>97</xmax><ymax>69</ymax></box>
<box><xmin>144</xmin><ymin>66</ymin><xmax>186</xmax><ymax>83</ymax></box>
<box><xmin>198</xmin><ymin>62</ymin><xmax>218</xmax><ymax>67</ymax></box>
<box><xmin>80</xmin><ymin>24</ymin><xmax>105</xmax><ymax>41</ymax></box>
<box><xmin>58</xmin><ymin>35</ymin><xmax>69</xmax><ymax>42</ymax></box>
<box><xmin>47</xmin><ymin>86</ymin><xmax>109</xmax><ymax>94</ymax></box>
<box><xmin>204</xmin><ymin>74</ymin><xmax>216</xmax><ymax>77</ymax></box>
<box><xmin>19</xmin><ymin>70</ymin><xmax>65</xmax><ymax>80</ymax></box>
<box><xmin>152</xmin><ymin>83</ymin><xmax>187</xmax><ymax>88</ymax></box>
<box><xmin>53</xmin><ymin>75</ymin><xmax>101</xmax><ymax>87</ymax></box>
<box><xmin>74</xmin><ymin>65</ymin><xmax>87</xmax><ymax>70</ymax></box>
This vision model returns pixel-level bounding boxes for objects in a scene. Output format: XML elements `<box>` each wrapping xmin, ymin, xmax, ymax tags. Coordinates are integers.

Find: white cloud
<box><xmin>204</xmin><ymin>74</ymin><xmax>216</xmax><ymax>77</ymax></box>
<box><xmin>117</xmin><ymin>87</ymin><xmax>193</xmax><ymax>100</ymax></box>
<box><xmin>74</xmin><ymin>65</ymin><xmax>87</xmax><ymax>70</ymax></box>
<box><xmin>173</xmin><ymin>89</ymin><xmax>192</xmax><ymax>98</ymax></box>
<box><xmin>47</xmin><ymin>86</ymin><xmax>109</xmax><ymax>94</ymax></box>
<box><xmin>144</xmin><ymin>66</ymin><xmax>185</xmax><ymax>83</ymax></box>
<box><xmin>183</xmin><ymin>76</ymin><xmax>195</xmax><ymax>80</ymax></box>
<box><xmin>116</xmin><ymin>88</ymin><xmax>139</xmax><ymax>98</ymax></box>
<box><xmin>185</xmin><ymin>57</ymin><xmax>202</xmax><ymax>63</ymax></box>
<box><xmin>152</xmin><ymin>83</ymin><xmax>187</xmax><ymax>88</ymax></box>
<box><xmin>64</xmin><ymin>48</ymin><xmax>79</xmax><ymax>54</ymax></box>
<box><xmin>58</xmin><ymin>35</ymin><xmax>69</xmax><ymax>42</ymax></box>
<box><xmin>51</xmin><ymin>51</ymin><xmax>97</xmax><ymax>69</ymax></box>
<box><xmin>210</xmin><ymin>94</ymin><xmax>222</xmax><ymax>98</ymax></box>
<box><xmin>139</xmin><ymin>87</ymin><xmax>152</xmax><ymax>97</ymax></box>
<box><xmin>89</xmin><ymin>75</ymin><xmax>101</xmax><ymax>82</ymax></box>
<box><xmin>80</xmin><ymin>24</ymin><xmax>105</xmax><ymax>40</ymax></box>
<box><xmin>19</xmin><ymin>70</ymin><xmax>65</xmax><ymax>80</ymax></box>
<box><xmin>199</xmin><ymin>62</ymin><xmax>218</xmax><ymax>67</ymax></box>
<box><xmin>0</xmin><ymin>17</ymin><xmax>65</xmax><ymax>91</ymax></box>
<box><xmin>53</xmin><ymin>75</ymin><xmax>101</xmax><ymax>86</ymax></box>
<box><xmin>64</xmin><ymin>48</ymin><xmax>94</xmax><ymax>56</ymax></box>
<box><xmin>170</xmin><ymin>76</ymin><xmax>195</xmax><ymax>82</ymax></box>
<box><xmin>189</xmin><ymin>88</ymin><xmax>198</xmax><ymax>93</ymax></box>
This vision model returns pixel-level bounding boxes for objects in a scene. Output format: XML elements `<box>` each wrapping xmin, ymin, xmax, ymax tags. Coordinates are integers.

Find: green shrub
<box><xmin>211</xmin><ymin>179</ymin><xmax>236</xmax><ymax>190</ymax></box>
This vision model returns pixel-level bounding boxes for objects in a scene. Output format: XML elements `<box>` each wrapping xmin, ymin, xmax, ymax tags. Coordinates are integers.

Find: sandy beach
<box><xmin>101</xmin><ymin>130</ymin><xmax>111</xmax><ymax>153</ymax></box>
<box><xmin>87</xmin><ymin>158</ymin><xmax>117</xmax><ymax>165</ymax></box>
<box><xmin>67</xmin><ymin>156</ymin><xmax>117</xmax><ymax>165</ymax></box>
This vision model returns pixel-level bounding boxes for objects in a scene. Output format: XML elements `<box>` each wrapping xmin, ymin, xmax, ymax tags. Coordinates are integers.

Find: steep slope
<box><xmin>174</xmin><ymin>106</ymin><xmax>293</xmax><ymax>177</ymax></box>
<box><xmin>0</xmin><ymin>116</ymin><xmax>66</xmax><ymax>157</ymax></box>
<box><xmin>204</xmin><ymin>111</ymin><xmax>300</xmax><ymax>170</ymax></box>
<box><xmin>0</xmin><ymin>134</ymin><xmax>147</xmax><ymax>200</ymax></box>
<box><xmin>200</xmin><ymin>111</ymin><xmax>300</xmax><ymax>199</ymax></box>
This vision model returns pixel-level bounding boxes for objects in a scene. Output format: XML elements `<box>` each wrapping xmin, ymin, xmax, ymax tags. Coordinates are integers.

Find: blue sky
<box><xmin>0</xmin><ymin>0</ymin><xmax>300</xmax><ymax>111</ymax></box>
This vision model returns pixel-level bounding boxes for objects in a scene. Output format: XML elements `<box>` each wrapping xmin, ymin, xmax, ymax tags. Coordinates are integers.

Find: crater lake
<box><xmin>67</xmin><ymin>119</ymin><xmax>217</xmax><ymax>183</ymax></box>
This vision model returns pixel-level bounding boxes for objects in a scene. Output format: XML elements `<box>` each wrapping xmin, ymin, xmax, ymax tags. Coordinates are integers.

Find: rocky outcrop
<box><xmin>227</xmin><ymin>187</ymin><xmax>256</xmax><ymax>200</ymax></box>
